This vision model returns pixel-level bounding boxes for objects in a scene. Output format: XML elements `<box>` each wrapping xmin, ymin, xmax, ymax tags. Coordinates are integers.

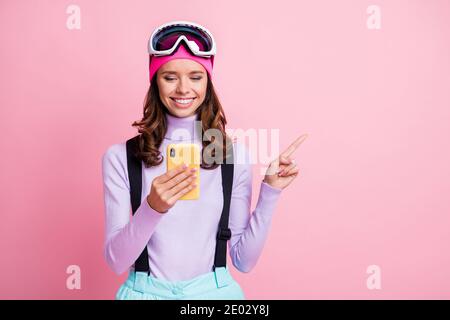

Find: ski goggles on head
<box><xmin>148</xmin><ymin>20</ymin><xmax>216</xmax><ymax>58</ymax></box>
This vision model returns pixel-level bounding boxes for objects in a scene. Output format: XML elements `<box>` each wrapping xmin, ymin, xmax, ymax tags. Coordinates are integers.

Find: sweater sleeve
<box><xmin>228</xmin><ymin>143</ymin><xmax>283</xmax><ymax>273</ymax></box>
<box><xmin>101</xmin><ymin>143</ymin><xmax>164</xmax><ymax>275</ymax></box>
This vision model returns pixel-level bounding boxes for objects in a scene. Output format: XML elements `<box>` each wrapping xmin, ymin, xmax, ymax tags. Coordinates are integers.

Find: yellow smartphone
<box><xmin>167</xmin><ymin>143</ymin><xmax>200</xmax><ymax>200</ymax></box>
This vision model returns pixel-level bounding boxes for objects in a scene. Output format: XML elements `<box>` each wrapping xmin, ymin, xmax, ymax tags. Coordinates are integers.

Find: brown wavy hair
<box><xmin>131</xmin><ymin>71</ymin><xmax>233</xmax><ymax>170</ymax></box>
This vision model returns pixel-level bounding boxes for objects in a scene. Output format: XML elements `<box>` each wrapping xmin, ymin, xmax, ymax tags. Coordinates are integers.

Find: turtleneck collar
<box><xmin>164</xmin><ymin>112</ymin><xmax>202</xmax><ymax>142</ymax></box>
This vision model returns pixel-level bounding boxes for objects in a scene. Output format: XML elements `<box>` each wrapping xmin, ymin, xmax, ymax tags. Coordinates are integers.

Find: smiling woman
<box><xmin>102</xmin><ymin>20</ymin><xmax>295</xmax><ymax>301</ymax></box>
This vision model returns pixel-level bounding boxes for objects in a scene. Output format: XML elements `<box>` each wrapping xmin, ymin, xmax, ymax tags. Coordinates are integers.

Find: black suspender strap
<box><xmin>126</xmin><ymin>134</ymin><xmax>234</xmax><ymax>275</ymax></box>
<box><xmin>126</xmin><ymin>135</ymin><xmax>150</xmax><ymax>274</ymax></box>
<box><xmin>213</xmin><ymin>144</ymin><xmax>234</xmax><ymax>270</ymax></box>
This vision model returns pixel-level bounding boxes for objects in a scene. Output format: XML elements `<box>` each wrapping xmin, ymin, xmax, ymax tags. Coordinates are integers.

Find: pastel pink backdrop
<box><xmin>0</xmin><ymin>0</ymin><xmax>449</xmax><ymax>299</ymax></box>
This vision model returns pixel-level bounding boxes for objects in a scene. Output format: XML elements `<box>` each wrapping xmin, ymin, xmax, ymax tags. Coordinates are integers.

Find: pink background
<box><xmin>1</xmin><ymin>0</ymin><xmax>449</xmax><ymax>299</ymax></box>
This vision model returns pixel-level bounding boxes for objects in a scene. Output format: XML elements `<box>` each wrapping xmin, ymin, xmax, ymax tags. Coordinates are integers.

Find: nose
<box><xmin>176</xmin><ymin>77</ymin><xmax>190</xmax><ymax>95</ymax></box>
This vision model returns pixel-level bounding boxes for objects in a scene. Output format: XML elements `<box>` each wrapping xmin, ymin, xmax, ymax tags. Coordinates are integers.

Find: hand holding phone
<box><xmin>146</xmin><ymin>163</ymin><xmax>198</xmax><ymax>214</ymax></box>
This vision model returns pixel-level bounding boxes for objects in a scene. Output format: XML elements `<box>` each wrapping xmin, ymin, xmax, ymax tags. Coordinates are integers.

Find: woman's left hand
<box><xmin>263</xmin><ymin>134</ymin><xmax>308</xmax><ymax>190</ymax></box>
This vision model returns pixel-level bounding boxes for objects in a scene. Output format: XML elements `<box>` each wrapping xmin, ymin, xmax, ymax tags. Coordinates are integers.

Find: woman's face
<box><xmin>156</xmin><ymin>59</ymin><xmax>208</xmax><ymax>118</ymax></box>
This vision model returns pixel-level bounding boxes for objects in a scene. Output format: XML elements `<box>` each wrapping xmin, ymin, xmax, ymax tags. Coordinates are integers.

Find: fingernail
<box><xmin>191</xmin><ymin>168</ymin><xmax>197</xmax><ymax>172</ymax></box>
<box><xmin>182</xmin><ymin>163</ymin><xmax>187</xmax><ymax>169</ymax></box>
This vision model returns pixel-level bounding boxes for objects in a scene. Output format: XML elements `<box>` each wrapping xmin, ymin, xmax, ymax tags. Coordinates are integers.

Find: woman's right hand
<box><xmin>146</xmin><ymin>163</ymin><xmax>197</xmax><ymax>214</ymax></box>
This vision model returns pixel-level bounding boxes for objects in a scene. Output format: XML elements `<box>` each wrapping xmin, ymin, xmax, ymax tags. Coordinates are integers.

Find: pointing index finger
<box><xmin>281</xmin><ymin>134</ymin><xmax>308</xmax><ymax>158</ymax></box>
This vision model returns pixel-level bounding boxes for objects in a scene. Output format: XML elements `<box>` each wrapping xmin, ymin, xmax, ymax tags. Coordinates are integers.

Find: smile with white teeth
<box><xmin>172</xmin><ymin>98</ymin><xmax>195</xmax><ymax>104</ymax></box>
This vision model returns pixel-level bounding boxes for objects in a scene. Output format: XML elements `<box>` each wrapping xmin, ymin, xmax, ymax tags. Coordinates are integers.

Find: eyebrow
<box><xmin>161</xmin><ymin>71</ymin><xmax>205</xmax><ymax>75</ymax></box>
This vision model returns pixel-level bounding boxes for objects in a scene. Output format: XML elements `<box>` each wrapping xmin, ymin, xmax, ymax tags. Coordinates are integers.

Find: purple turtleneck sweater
<box><xmin>101</xmin><ymin>112</ymin><xmax>283</xmax><ymax>281</ymax></box>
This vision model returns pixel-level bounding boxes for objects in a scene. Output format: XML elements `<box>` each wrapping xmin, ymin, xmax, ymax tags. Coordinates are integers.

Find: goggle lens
<box><xmin>153</xmin><ymin>25</ymin><xmax>212</xmax><ymax>52</ymax></box>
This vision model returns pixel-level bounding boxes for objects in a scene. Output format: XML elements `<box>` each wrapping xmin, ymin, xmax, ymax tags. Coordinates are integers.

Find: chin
<box><xmin>168</xmin><ymin>105</ymin><xmax>199</xmax><ymax>118</ymax></box>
